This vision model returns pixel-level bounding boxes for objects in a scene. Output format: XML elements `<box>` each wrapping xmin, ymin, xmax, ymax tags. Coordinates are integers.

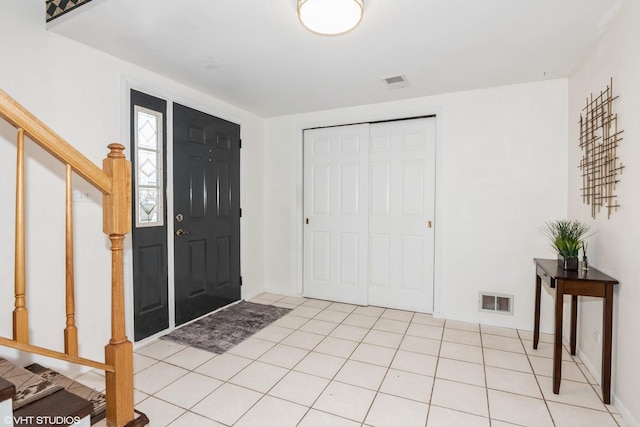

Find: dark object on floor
<box><xmin>160</xmin><ymin>301</ymin><xmax>291</xmax><ymax>354</ymax></box>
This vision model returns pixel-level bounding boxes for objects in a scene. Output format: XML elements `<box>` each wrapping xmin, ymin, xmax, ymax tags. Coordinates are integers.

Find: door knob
<box><xmin>175</xmin><ymin>229</ymin><xmax>192</xmax><ymax>237</ymax></box>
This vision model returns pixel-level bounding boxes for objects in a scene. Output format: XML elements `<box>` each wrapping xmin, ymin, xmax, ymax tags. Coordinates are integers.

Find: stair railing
<box><xmin>0</xmin><ymin>90</ymin><xmax>135</xmax><ymax>427</ymax></box>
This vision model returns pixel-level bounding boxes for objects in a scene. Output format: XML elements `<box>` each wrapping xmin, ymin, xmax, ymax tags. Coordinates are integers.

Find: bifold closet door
<box><xmin>303</xmin><ymin>124</ymin><xmax>369</xmax><ymax>305</ymax></box>
<box><xmin>368</xmin><ymin>118</ymin><xmax>436</xmax><ymax>313</ymax></box>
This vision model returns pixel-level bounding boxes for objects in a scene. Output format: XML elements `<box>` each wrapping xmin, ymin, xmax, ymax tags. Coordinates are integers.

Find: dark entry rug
<box><xmin>160</xmin><ymin>301</ymin><xmax>291</xmax><ymax>354</ymax></box>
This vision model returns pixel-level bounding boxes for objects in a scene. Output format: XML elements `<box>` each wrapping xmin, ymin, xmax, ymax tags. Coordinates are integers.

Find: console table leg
<box><xmin>570</xmin><ymin>295</ymin><xmax>578</xmax><ymax>355</ymax></box>
<box><xmin>553</xmin><ymin>279</ymin><xmax>564</xmax><ymax>395</ymax></box>
<box><xmin>602</xmin><ymin>286</ymin><xmax>613</xmax><ymax>404</ymax></box>
<box><xmin>534</xmin><ymin>274</ymin><xmax>542</xmax><ymax>349</ymax></box>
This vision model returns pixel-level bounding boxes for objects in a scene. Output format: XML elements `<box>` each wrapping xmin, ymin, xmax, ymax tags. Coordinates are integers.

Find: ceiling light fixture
<box><xmin>298</xmin><ymin>0</ymin><xmax>364</xmax><ymax>36</ymax></box>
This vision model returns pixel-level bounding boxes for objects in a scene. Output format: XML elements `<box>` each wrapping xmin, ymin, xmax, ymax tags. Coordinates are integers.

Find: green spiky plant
<box><xmin>541</xmin><ymin>219</ymin><xmax>591</xmax><ymax>258</ymax></box>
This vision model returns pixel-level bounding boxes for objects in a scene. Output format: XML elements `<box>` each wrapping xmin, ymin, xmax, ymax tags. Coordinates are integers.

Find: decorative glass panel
<box><xmin>134</xmin><ymin>106</ymin><xmax>164</xmax><ymax>228</ymax></box>
<box><xmin>139</xmin><ymin>188</ymin><xmax>159</xmax><ymax>223</ymax></box>
<box><xmin>137</xmin><ymin>111</ymin><xmax>158</xmax><ymax>149</ymax></box>
<box><xmin>138</xmin><ymin>150</ymin><xmax>158</xmax><ymax>186</ymax></box>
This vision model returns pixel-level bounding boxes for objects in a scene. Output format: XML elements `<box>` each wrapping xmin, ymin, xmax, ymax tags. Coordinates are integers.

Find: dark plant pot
<box><xmin>557</xmin><ymin>255</ymin><xmax>579</xmax><ymax>271</ymax></box>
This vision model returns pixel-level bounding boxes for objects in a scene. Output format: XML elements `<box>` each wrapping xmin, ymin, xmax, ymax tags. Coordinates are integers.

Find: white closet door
<box><xmin>368</xmin><ymin>118</ymin><xmax>436</xmax><ymax>312</ymax></box>
<box><xmin>303</xmin><ymin>124</ymin><xmax>369</xmax><ymax>305</ymax></box>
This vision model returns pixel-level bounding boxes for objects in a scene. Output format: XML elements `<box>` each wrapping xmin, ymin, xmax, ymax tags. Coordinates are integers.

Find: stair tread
<box><xmin>0</xmin><ymin>358</ymin><xmax>62</xmax><ymax>410</ymax></box>
<box><xmin>25</xmin><ymin>364</ymin><xmax>106</xmax><ymax>424</ymax></box>
<box><xmin>14</xmin><ymin>389</ymin><xmax>93</xmax><ymax>427</ymax></box>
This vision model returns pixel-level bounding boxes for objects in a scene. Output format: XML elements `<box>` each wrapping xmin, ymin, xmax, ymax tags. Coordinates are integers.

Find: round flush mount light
<box><xmin>298</xmin><ymin>0</ymin><xmax>364</xmax><ymax>36</ymax></box>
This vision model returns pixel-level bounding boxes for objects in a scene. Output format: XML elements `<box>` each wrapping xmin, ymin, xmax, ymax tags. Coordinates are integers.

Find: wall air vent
<box><xmin>383</xmin><ymin>75</ymin><xmax>409</xmax><ymax>89</ymax></box>
<box><xmin>479</xmin><ymin>292</ymin><xmax>513</xmax><ymax>315</ymax></box>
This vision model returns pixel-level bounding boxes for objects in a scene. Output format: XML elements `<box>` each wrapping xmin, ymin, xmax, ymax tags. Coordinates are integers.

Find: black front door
<box><xmin>131</xmin><ymin>90</ymin><xmax>169</xmax><ymax>341</ymax></box>
<box><xmin>173</xmin><ymin>103</ymin><xmax>241</xmax><ymax>325</ymax></box>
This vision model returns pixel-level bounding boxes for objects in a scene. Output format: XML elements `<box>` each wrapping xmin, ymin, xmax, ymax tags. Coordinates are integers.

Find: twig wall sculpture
<box><xmin>579</xmin><ymin>77</ymin><xmax>624</xmax><ymax>219</ymax></box>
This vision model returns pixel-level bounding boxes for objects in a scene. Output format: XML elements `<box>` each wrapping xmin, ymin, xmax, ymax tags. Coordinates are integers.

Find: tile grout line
<box><xmin>293</xmin><ymin>303</ymin><xmax>403</xmax><ymax>424</ymax></box>
<box><xmin>479</xmin><ymin>326</ymin><xmax>493</xmax><ymax>426</ymax></box>
<box><xmin>295</xmin><ymin>303</ymin><xmax>432</xmax><ymax>424</ymax></box>
<box><xmin>202</xmin><ymin>297</ymin><xmax>309</xmax><ymax>426</ymax></box>
<box><xmin>231</xmin><ymin>297</ymin><xmax>317</xmax><ymax>426</ymax></box>
<box><xmin>284</xmin><ymin>302</ymin><xmax>357</xmax><ymax>426</ymax></box>
<box><xmin>423</xmin><ymin>317</ymin><xmax>446</xmax><ymax>427</ymax></box>
<box><xmin>225</xmin><ymin>298</ymin><xmax>365</xmax><ymax>425</ymax></box>
<box><xmin>357</xmin><ymin>310</ymin><xmax>416</xmax><ymax>426</ymax></box>
<box><xmin>519</xmin><ymin>328</ymin><xmax>558</xmax><ymax>427</ymax></box>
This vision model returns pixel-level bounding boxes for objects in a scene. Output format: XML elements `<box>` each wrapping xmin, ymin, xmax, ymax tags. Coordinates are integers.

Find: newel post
<box><xmin>102</xmin><ymin>143</ymin><xmax>134</xmax><ymax>427</ymax></box>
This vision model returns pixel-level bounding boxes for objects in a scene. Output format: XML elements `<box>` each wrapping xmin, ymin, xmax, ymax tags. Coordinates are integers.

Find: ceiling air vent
<box><xmin>383</xmin><ymin>75</ymin><xmax>409</xmax><ymax>89</ymax></box>
<box><xmin>479</xmin><ymin>292</ymin><xmax>513</xmax><ymax>315</ymax></box>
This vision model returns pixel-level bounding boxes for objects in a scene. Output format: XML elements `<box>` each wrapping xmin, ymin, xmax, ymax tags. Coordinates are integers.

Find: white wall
<box><xmin>0</xmin><ymin>1</ymin><xmax>265</xmax><ymax>374</ymax></box>
<box><xmin>263</xmin><ymin>79</ymin><xmax>568</xmax><ymax>332</ymax></box>
<box><xmin>568</xmin><ymin>0</ymin><xmax>640</xmax><ymax>425</ymax></box>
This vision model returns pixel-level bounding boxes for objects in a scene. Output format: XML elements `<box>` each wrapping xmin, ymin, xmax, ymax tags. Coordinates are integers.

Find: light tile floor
<box><xmin>88</xmin><ymin>294</ymin><xmax>626</xmax><ymax>427</ymax></box>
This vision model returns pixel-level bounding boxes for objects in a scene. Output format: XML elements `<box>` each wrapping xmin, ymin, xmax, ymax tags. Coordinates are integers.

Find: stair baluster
<box><xmin>13</xmin><ymin>128</ymin><xmax>28</xmax><ymax>344</ymax></box>
<box><xmin>65</xmin><ymin>165</ymin><xmax>79</xmax><ymax>357</ymax></box>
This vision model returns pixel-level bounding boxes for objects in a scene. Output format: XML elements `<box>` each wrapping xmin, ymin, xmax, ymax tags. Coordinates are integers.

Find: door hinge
<box><xmin>239</xmin><ymin>208</ymin><xmax>242</xmax><ymax>217</ymax></box>
<box><xmin>239</xmin><ymin>139</ymin><xmax>242</xmax><ymax>149</ymax></box>
<box><xmin>239</xmin><ymin>276</ymin><xmax>243</xmax><ymax>287</ymax></box>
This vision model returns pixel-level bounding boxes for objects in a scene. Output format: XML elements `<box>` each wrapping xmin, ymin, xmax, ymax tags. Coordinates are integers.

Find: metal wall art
<box><xmin>579</xmin><ymin>78</ymin><xmax>624</xmax><ymax>219</ymax></box>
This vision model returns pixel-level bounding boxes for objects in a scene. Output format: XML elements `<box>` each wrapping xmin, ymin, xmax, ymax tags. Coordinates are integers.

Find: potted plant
<box><xmin>541</xmin><ymin>219</ymin><xmax>591</xmax><ymax>271</ymax></box>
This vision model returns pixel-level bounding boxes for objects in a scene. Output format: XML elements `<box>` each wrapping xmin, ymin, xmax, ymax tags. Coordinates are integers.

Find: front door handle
<box><xmin>175</xmin><ymin>229</ymin><xmax>192</xmax><ymax>237</ymax></box>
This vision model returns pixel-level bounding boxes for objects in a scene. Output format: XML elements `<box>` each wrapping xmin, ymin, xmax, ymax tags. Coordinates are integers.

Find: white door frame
<box><xmin>296</xmin><ymin>111</ymin><xmax>444</xmax><ymax>315</ymax></box>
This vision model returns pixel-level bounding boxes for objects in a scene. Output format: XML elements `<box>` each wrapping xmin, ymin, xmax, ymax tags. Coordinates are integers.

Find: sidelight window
<box><xmin>134</xmin><ymin>106</ymin><xmax>164</xmax><ymax>227</ymax></box>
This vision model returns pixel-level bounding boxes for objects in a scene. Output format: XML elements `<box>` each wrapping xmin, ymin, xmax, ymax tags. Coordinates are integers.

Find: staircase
<box><xmin>0</xmin><ymin>90</ymin><xmax>147</xmax><ymax>427</ymax></box>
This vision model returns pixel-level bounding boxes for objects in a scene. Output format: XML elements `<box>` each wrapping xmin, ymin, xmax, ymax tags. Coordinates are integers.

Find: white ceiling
<box><xmin>50</xmin><ymin>0</ymin><xmax>624</xmax><ymax>117</ymax></box>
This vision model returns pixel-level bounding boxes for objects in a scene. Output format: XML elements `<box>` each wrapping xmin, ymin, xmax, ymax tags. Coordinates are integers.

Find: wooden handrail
<box><xmin>0</xmin><ymin>90</ymin><xmax>112</xmax><ymax>195</ymax></box>
<box><xmin>0</xmin><ymin>337</ymin><xmax>114</xmax><ymax>373</ymax></box>
<box><xmin>1</xmin><ymin>92</ymin><xmax>137</xmax><ymax>426</ymax></box>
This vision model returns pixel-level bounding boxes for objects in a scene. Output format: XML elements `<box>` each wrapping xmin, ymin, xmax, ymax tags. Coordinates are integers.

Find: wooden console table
<box><xmin>533</xmin><ymin>258</ymin><xmax>618</xmax><ymax>404</ymax></box>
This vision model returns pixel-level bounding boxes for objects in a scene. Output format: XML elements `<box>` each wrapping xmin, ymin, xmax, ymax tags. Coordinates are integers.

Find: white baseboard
<box><xmin>577</xmin><ymin>348</ymin><xmax>639</xmax><ymax>427</ymax></box>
